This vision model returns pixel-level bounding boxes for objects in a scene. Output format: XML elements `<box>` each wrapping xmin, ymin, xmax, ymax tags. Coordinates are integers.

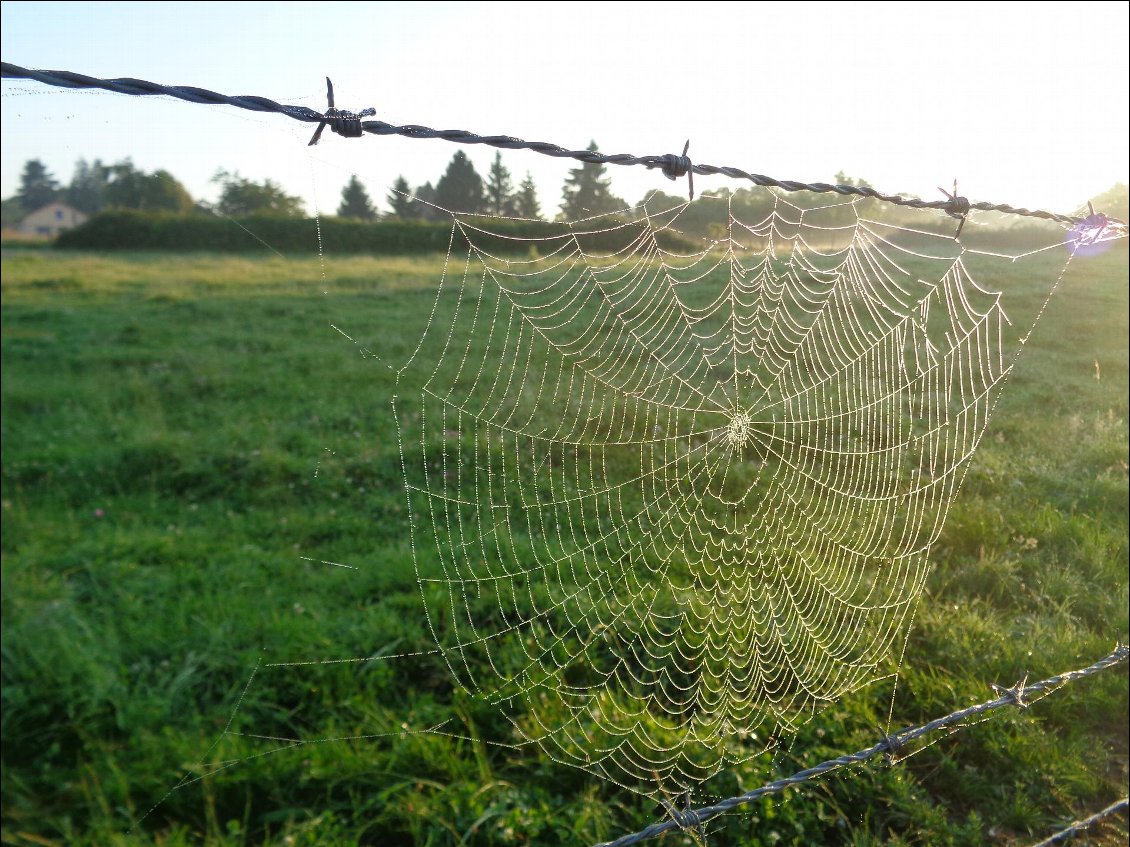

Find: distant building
<box><xmin>16</xmin><ymin>202</ymin><xmax>89</xmax><ymax>238</ymax></box>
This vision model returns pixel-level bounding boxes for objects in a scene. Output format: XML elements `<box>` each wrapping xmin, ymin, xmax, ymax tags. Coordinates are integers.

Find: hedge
<box><xmin>55</xmin><ymin>211</ymin><xmax>701</xmax><ymax>255</ymax></box>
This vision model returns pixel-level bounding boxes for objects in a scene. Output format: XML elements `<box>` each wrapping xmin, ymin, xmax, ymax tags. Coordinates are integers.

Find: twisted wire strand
<box><xmin>3</xmin><ymin>62</ymin><xmax>1122</xmax><ymax>228</ymax></box>
<box><xmin>595</xmin><ymin>644</ymin><xmax>1129</xmax><ymax>847</ymax></box>
<box><xmin>1028</xmin><ymin>797</ymin><xmax>1129</xmax><ymax>847</ymax></box>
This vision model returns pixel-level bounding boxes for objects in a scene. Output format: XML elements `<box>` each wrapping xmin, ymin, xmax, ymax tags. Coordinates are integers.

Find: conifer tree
<box><xmin>434</xmin><ymin>151</ymin><xmax>485</xmax><ymax>215</ymax></box>
<box><xmin>485</xmin><ymin>152</ymin><xmax>515</xmax><ymax>216</ymax></box>
<box><xmin>17</xmin><ymin>159</ymin><xmax>59</xmax><ymax>212</ymax></box>
<box><xmin>413</xmin><ymin>181</ymin><xmax>440</xmax><ymax>221</ymax></box>
<box><xmin>338</xmin><ymin>175</ymin><xmax>377</xmax><ymax>220</ymax></box>
<box><xmin>559</xmin><ymin>141</ymin><xmax>627</xmax><ymax>220</ymax></box>
<box><xmin>387</xmin><ymin>176</ymin><xmax>415</xmax><ymax>218</ymax></box>
<box><xmin>513</xmin><ymin>172</ymin><xmax>542</xmax><ymax>220</ymax></box>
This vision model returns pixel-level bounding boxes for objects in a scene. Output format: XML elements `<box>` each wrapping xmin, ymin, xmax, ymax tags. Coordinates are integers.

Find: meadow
<box><xmin>1</xmin><ymin>243</ymin><xmax>1127</xmax><ymax>846</ymax></box>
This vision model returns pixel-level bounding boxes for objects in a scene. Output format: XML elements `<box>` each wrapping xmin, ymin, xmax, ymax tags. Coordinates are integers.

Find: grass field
<box><xmin>1</xmin><ymin>243</ymin><xmax>1127</xmax><ymax>846</ymax></box>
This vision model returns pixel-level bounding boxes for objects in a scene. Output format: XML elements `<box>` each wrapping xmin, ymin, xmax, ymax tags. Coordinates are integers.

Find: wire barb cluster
<box><xmin>593</xmin><ymin>644</ymin><xmax>1129</xmax><ymax>847</ymax></box>
<box><xmin>2</xmin><ymin>61</ymin><xmax>1120</xmax><ymax>228</ymax></box>
<box><xmin>307</xmin><ymin>77</ymin><xmax>375</xmax><ymax>146</ymax></box>
<box><xmin>651</xmin><ymin>139</ymin><xmax>694</xmax><ymax>200</ymax></box>
<box><xmin>939</xmin><ymin>180</ymin><xmax>972</xmax><ymax>237</ymax></box>
<box><xmin>876</xmin><ymin>725</ymin><xmax>905</xmax><ymax>766</ymax></box>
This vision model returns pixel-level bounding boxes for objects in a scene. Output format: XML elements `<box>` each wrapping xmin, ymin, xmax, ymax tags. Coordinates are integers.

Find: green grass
<box><xmin>1</xmin><ymin>245</ymin><xmax>1127</xmax><ymax>846</ymax></box>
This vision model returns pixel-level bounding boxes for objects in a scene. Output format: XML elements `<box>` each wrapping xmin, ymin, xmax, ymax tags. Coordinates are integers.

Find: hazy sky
<box><xmin>2</xmin><ymin>1</ymin><xmax>1127</xmax><ymax>217</ymax></box>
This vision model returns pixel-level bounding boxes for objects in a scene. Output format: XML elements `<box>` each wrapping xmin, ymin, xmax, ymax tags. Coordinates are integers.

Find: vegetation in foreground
<box><xmin>1</xmin><ymin>246</ymin><xmax>1127</xmax><ymax>846</ymax></box>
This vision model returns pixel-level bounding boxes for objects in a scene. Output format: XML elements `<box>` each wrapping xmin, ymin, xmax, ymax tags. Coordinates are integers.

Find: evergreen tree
<box><xmin>558</xmin><ymin>141</ymin><xmax>627</xmax><ymax>220</ymax></box>
<box><xmin>513</xmin><ymin>172</ymin><xmax>542</xmax><ymax>220</ymax></box>
<box><xmin>213</xmin><ymin>170</ymin><xmax>303</xmax><ymax>217</ymax></box>
<box><xmin>66</xmin><ymin>159</ymin><xmax>109</xmax><ymax>214</ymax></box>
<box><xmin>433</xmin><ymin>151</ymin><xmax>485</xmax><ymax>215</ymax></box>
<box><xmin>387</xmin><ymin>175</ymin><xmax>415</xmax><ymax>218</ymax></box>
<box><xmin>17</xmin><ymin>159</ymin><xmax>59</xmax><ymax>211</ymax></box>
<box><xmin>485</xmin><ymin>152</ymin><xmax>514</xmax><ymax>216</ymax></box>
<box><xmin>337</xmin><ymin>175</ymin><xmax>377</xmax><ymax>220</ymax></box>
<box><xmin>413</xmin><ymin>182</ymin><xmax>439</xmax><ymax>221</ymax></box>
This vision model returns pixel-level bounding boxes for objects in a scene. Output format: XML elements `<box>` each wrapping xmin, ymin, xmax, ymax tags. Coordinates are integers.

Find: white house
<box><xmin>16</xmin><ymin>202</ymin><xmax>89</xmax><ymax>238</ymax></box>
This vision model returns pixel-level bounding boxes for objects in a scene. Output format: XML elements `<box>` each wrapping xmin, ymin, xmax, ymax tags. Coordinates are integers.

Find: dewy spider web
<box><xmin>347</xmin><ymin>189</ymin><xmax>1108</xmax><ymax>801</ymax></box>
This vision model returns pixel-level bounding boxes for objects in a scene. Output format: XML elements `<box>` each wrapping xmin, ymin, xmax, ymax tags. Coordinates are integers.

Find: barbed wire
<box><xmin>4</xmin><ymin>59</ymin><xmax>1126</xmax><ymax>845</ymax></box>
<box><xmin>3</xmin><ymin>61</ymin><xmax>1124</xmax><ymax>231</ymax></box>
<box><xmin>1029</xmin><ymin>797</ymin><xmax>1129</xmax><ymax>847</ymax></box>
<box><xmin>594</xmin><ymin>644</ymin><xmax>1129</xmax><ymax>847</ymax></box>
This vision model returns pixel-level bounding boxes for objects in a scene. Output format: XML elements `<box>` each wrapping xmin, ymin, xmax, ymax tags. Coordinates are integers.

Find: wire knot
<box><xmin>324</xmin><ymin>112</ymin><xmax>366</xmax><ymax>138</ymax></box>
<box><xmin>661</xmin><ymin>791</ymin><xmax>705</xmax><ymax>840</ymax></box>
<box><xmin>661</xmin><ymin>153</ymin><xmax>691</xmax><ymax>179</ymax></box>
<box><xmin>308</xmin><ymin>77</ymin><xmax>375</xmax><ymax>146</ymax></box>
<box><xmin>658</xmin><ymin>140</ymin><xmax>695</xmax><ymax>200</ymax></box>
<box><xmin>877</xmin><ymin>725</ymin><xmax>904</xmax><ymax>765</ymax></box>
<box><xmin>938</xmin><ymin>180</ymin><xmax>970</xmax><ymax>238</ymax></box>
<box><xmin>671</xmin><ymin>807</ymin><xmax>697</xmax><ymax>828</ymax></box>
<box><xmin>945</xmin><ymin>195</ymin><xmax>971</xmax><ymax>217</ymax></box>
<box><xmin>991</xmin><ymin>674</ymin><xmax>1030</xmax><ymax>709</ymax></box>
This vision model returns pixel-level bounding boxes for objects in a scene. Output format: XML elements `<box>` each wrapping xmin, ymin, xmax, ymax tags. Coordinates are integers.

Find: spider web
<box><xmin>350</xmin><ymin>189</ymin><xmax>1101</xmax><ymax>800</ymax></box>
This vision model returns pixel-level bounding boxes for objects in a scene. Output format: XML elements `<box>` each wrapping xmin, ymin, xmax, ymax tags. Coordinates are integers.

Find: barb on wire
<box><xmin>593</xmin><ymin>644</ymin><xmax>1129</xmax><ymax>847</ymax></box>
<box><xmin>939</xmin><ymin>179</ymin><xmax>971</xmax><ymax>238</ymax></box>
<box><xmin>653</xmin><ymin>139</ymin><xmax>694</xmax><ymax>200</ymax></box>
<box><xmin>990</xmin><ymin>673</ymin><xmax>1030</xmax><ymax>708</ymax></box>
<box><xmin>308</xmin><ymin>77</ymin><xmax>375</xmax><ymax>146</ymax></box>
<box><xmin>3</xmin><ymin>61</ymin><xmax>1123</xmax><ymax>229</ymax></box>
<box><xmin>1028</xmin><ymin>796</ymin><xmax>1129</xmax><ymax>847</ymax></box>
<box><xmin>876</xmin><ymin>724</ymin><xmax>905</xmax><ymax>766</ymax></box>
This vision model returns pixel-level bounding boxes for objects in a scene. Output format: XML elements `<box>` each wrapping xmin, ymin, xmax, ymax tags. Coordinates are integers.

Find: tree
<box><xmin>103</xmin><ymin>160</ymin><xmax>194</xmax><ymax>212</ymax></box>
<box><xmin>834</xmin><ymin>170</ymin><xmax>873</xmax><ymax>190</ymax></box>
<box><xmin>412</xmin><ymin>181</ymin><xmax>441</xmax><ymax>221</ymax></box>
<box><xmin>729</xmin><ymin>186</ymin><xmax>776</xmax><ymax>227</ymax></box>
<box><xmin>433</xmin><ymin>151</ymin><xmax>485</xmax><ymax>215</ymax></box>
<box><xmin>337</xmin><ymin>175</ymin><xmax>377</xmax><ymax>220</ymax></box>
<box><xmin>387</xmin><ymin>175</ymin><xmax>416</xmax><ymax>219</ymax></box>
<box><xmin>17</xmin><ymin>159</ymin><xmax>59</xmax><ymax>212</ymax></box>
<box><xmin>66</xmin><ymin>159</ymin><xmax>109</xmax><ymax>214</ymax></box>
<box><xmin>559</xmin><ymin>141</ymin><xmax>627</xmax><ymax>220</ymax></box>
<box><xmin>1</xmin><ymin>196</ymin><xmax>25</xmax><ymax>228</ymax></box>
<box><xmin>513</xmin><ymin>172</ymin><xmax>542</xmax><ymax>220</ymax></box>
<box><xmin>213</xmin><ymin>170</ymin><xmax>304</xmax><ymax>217</ymax></box>
<box><xmin>485</xmin><ymin>152</ymin><xmax>514</xmax><ymax>216</ymax></box>
<box><xmin>640</xmin><ymin>189</ymin><xmax>685</xmax><ymax>217</ymax></box>
<box><xmin>826</xmin><ymin>170</ymin><xmax>880</xmax><ymax>222</ymax></box>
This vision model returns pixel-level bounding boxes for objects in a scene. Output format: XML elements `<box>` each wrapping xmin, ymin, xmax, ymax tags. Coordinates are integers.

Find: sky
<box><xmin>1</xmin><ymin>1</ymin><xmax>1127</xmax><ymax>218</ymax></box>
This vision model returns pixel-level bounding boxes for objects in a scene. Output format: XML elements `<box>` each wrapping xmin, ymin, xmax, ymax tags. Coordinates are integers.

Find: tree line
<box><xmin>1</xmin><ymin>158</ymin><xmax>306</xmax><ymax>227</ymax></box>
<box><xmin>0</xmin><ymin>150</ymin><xmax>916</xmax><ymax>240</ymax></box>
<box><xmin>8</xmin><ymin>153</ymin><xmax>1124</xmax><ymax>235</ymax></box>
<box><xmin>380</xmin><ymin>142</ymin><xmax>627</xmax><ymax>222</ymax></box>
<box><xmin>332</xmin><ymin>142</ymin><xmax>632</xmax><ymax>223</ymax></box>
<box><xmin>2</xmin><ymin>140</ymin><xmax>631</xmax><ymax>227</ymax></box>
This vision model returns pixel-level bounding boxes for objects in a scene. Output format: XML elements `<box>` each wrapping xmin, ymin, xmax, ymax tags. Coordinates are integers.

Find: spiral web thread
<box><xmin>371</xmin><ymin>190</ymin><xmax>1110</xmax><ymax>802</ymax></box>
